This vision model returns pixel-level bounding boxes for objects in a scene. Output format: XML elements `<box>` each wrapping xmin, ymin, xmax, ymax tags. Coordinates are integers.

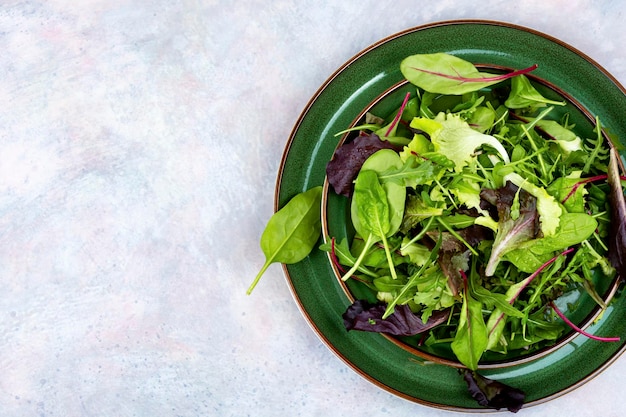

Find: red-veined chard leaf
<box><xmin>400</xmin><ymin>53</ymin><xmax>537</xmax><ymax>95</ymax></box>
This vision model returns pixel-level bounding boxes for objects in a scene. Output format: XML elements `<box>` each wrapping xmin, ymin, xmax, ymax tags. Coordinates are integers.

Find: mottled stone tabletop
<box><xmin>1</xmin><ymin>1</ymin><xmax>625</xmax><ymax>416</ymax></box>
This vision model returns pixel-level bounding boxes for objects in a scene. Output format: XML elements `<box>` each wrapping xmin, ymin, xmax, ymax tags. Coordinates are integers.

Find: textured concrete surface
<box><xmin>1</xmin><ymin>1</ymin><xmax>625</xmax><ymax>416</ymax></box>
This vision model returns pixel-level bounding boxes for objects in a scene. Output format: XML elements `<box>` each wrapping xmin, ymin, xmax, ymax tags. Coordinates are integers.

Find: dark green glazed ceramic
<box><xmin>275</xmin><ymin>20</ymin><xmax>626</xmax><ymax>411</ymax></box>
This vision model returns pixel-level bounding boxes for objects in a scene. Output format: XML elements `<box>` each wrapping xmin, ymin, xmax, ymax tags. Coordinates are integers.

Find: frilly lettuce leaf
<box><xmin>411</xmin><ymin>113</ymin><xmax>510</xmax><ymax>172</ymax></box>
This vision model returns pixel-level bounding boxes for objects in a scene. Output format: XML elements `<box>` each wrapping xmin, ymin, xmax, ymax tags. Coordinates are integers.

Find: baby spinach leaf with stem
<box><xmin>352</xmin><ymin>171</ymin><xmax>393</xmax><ymax>274</ymax></box>
<box><xmin>342</xmin><ymin>168</ymin><xmax>404</xmax><ymax>281</ymax></box>
<box><xmin>247</xmin><ymin>186</ymin><xmax>322</xmax><ymax>295</ymax></box>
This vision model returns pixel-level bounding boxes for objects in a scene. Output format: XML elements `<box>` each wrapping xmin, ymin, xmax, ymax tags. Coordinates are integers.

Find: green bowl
<box><xmin>277</xmin><ymin>20</ymin><xmax>626</xmax><ymax>411</ymax></box>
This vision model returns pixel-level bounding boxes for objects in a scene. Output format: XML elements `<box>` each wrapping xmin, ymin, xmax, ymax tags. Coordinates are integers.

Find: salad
<box><xmin>248</xmin><ymin>53</ymin><xmax>626</xmax><ymax>412</ymax></box>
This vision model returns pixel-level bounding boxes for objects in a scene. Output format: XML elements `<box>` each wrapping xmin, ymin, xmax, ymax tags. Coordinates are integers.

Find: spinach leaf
<box><xmin>400</xmin><ymin>53</ymin><xmax>537</xmax><ymax>95</ymax></box>
<box><xmin>360</xmin><ymin>149</ymin><xmax>407</xmax><ymax>235</ymax></box>
<box><xmin>247</xmin><ymin>186</ymin><xmax>323</xmax><ymax>294</ymax></box>
<box><xmin>504</xmin><ymin>74</ymin><xmax>565</xmax><ymax>109</ymax></box>
<box><xmin>352</xmin><ymin>170</ymin><xmax>398</xmax><ymax>278</ymax></box>
<box><xmin>451</xmin><ymin>282</ymin><xmax>488</xmax><ymax>371</ymax></box>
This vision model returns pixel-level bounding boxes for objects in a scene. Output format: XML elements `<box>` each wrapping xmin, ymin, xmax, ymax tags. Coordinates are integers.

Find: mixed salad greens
<box><xmin>248</xmin><ymin>53</ymin><xmax>626</xmax><ymax>412</ymax></box>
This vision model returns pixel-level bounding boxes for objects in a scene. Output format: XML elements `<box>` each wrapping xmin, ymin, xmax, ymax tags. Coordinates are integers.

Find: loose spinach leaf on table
<box><xmin>247</xmin><ymin>186</ymin><xmax>322</xmax><ymax>294</ymax></box>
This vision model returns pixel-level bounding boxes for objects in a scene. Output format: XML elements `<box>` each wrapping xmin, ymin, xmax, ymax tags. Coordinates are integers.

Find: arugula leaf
<box><xmin>383</xmin><ymin>233</ymin><xmax>442</xmax><ymax>319</ymax></box>
<box><xmin>377</xmin><ymin>157</ymin><xmax>439</xmax><ymax>188</ymax></box>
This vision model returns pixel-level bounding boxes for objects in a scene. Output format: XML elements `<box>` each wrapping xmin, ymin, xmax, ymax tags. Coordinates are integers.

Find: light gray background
<box><xmin>1</xmin><ymin>1</ymin><xmax>625</xmax><ymax>416</ymax></box>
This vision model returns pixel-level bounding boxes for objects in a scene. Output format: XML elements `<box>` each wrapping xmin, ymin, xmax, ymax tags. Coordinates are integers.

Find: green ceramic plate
<box><xmin>276</xmin><ymin>20</ymin><xmax>626</xmax><ymax>411</ymax></box>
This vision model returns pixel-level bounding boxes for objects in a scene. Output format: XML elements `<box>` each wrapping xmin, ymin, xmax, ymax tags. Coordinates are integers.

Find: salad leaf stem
<box><xmin>561</xmin><ymin>174</ymin><xmax>626</xmax><ymax>203</ymax></box>
<box><xmin>385</xmin><ymin>92</ymin><xmax>412</xmax><ymax>137</ymax></box>
<box><xmin>382</xmin><ymin>234</ymin><xmax>442</xmax><ymax>319</ymax></box>
<box><xmin>521</xmin><ymin>106</ymin><xmax>555</xmax><ymax>184</ymax></box>
<box><xmin>341</xmin><ymin>234</ymin><xmax>376</xmax><ymax>281</ymax></box>
<box><xmin>400</xmin><ymin>216</ymin><xmax>435</xmax><ymax>252</ymax></box>
<box><xmin>549</xmin><ymin>301</ymin><xmax>620</xmax><ymax>342</ymax></box>
<box><xmin>487</xmin><ymin>248</ymin><xmax>574</xmax><ymax>337</ymax></box>
<box><xmin>436</xmin><ymin>217</ymin><xmax>479</xmax><ymax>256</ymax></box>
<box><xmin>330</xmin><ymin>237</ymin><xmax>347</xmax><ymax>274</ymax></box>
<box><xmin>583</xmin><ymin>116</ymin><xmax>605</xmax><ymax>174</ymax></box>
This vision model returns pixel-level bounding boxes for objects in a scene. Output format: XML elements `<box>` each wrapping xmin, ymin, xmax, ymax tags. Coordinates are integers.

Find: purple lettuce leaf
<box><xmin>480</xmin><ymin>182</ymin><xmax>540</xmax><ymax>276</ymax></box>
<box><xmin>426</xmin><ymin>224</ymin><xmax>492</xmax><ymax>295</ymax></box>
<box><xmin>326</xmin><ymin>133</ymin><xmax>396</xmax><ymax>197</ymax></box>
<box><xmin>607</xmin><ymin>149</ymin><xmax>626</xmax><ymax>281</ymax></box>
<box><xmin>462</xmin><ymin>369</ymin><xmax>525</xmax><ymax>413</ymax></box>
<box><xmin>342</xmin><ymin>299</ymin><xmax>450</xmax><ymax>336</ymax></box>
